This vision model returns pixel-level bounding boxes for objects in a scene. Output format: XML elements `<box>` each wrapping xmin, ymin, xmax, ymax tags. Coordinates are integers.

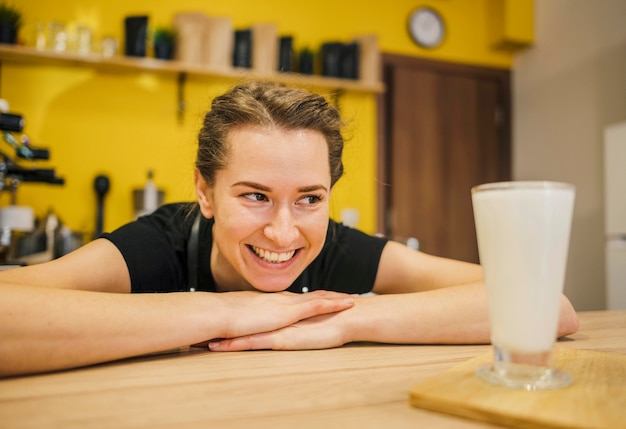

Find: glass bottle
<box><xmin>0</xmin><ymin>226</ymin><xmax>12</xmax><ymax>263</ymax></box>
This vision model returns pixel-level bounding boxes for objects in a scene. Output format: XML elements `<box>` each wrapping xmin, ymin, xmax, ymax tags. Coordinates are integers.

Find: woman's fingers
<box><xmin>209</xmin><ymin>310</ymin><xmax>348</xmax><ymax>352</ymax></box>
<box><xmin>209</xmin><ymin>333</ymin><xmax>268</xmax><ymax>352</ymax></box>
<box><xmin>217</xmin><ymin>290</ymin><xmax>354</xmax><ymax>339</ymax></box>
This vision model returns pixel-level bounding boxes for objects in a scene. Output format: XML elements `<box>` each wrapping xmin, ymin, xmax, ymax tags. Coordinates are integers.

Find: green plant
<box><xmin>0</xmin><ymin>2</ymin><xmax>22</xmax><ymax>30</ymax></box>
<box><xmin>153</xmin><ymin>27</ymin><xmax>176</xmax><ymax>45</ymax></box>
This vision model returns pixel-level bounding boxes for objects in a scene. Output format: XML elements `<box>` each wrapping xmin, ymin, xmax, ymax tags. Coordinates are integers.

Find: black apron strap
<box><xmin>187</xmin><ymin>212</ymin><xmax>201</xmax><ymax>291</ymax></box>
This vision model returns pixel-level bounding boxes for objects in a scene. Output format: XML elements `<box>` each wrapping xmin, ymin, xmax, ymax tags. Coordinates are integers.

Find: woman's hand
<box><xmin>208</xmin><ymin>309</ymin><xmax>350</xmax><ymax>352</ymax></box>
<box><xmin>213</xmin><ymin>290</ymin><xmax>354</xmax><ymax>340</ymax></box>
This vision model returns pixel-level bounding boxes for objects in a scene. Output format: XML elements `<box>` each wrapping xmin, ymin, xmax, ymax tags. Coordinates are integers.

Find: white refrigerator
<box><xmin>604</xmin><ymin>121</ymin><xmax>626</xmax><ymax>310</ymax></box>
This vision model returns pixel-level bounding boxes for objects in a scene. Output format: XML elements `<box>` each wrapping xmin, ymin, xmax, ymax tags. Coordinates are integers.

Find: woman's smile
<box><xmin>249</xmin><ymin>245</ymin><xmax>297</xmax><ymax>264</ymax></box>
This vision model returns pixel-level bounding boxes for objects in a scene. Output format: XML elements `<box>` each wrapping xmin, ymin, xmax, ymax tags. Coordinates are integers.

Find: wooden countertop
<box><xmin>0</xmin><ymin>310</ymin><xmax>624</xmax><ymax>428</ymax></box>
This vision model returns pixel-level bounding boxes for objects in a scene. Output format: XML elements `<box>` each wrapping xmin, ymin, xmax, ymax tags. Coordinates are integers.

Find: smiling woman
<box><xmin>0</xmin><ymin>81</ymin><xmax>580</xmax><ymax>377</ymax></box>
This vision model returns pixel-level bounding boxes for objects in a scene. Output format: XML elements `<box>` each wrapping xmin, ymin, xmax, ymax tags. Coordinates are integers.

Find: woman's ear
<box><xmin>194</xmin><ymin>169</ymin><xmax>214</xmax><ymax>219</ymax></box>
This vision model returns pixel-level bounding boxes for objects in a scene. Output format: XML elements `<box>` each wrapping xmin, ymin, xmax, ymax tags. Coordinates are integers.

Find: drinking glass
<box><xmin>471</xmin><ymin>181</ymin><xmax>575</xmax><ymax>390</ymax></box>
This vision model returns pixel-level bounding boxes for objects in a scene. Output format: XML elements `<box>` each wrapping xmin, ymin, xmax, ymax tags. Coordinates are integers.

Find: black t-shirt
<box><xmin>102</xmin><ymin>203</ymin><xmax>388</xmax><ymax>294</ymax></box>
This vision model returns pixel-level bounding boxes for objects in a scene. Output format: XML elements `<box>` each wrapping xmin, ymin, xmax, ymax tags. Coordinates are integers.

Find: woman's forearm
<box><xmin>0</xmin><ymin>284</ymin><xmax>223</xmax><ymax>376</ymax></box>
<box><xmin>344</xmin><ymin>283</ymin><xmax>579</xmax><ymax>345</ymax></box>
<box><xmin>345</xmin><ymin>283</ymin><xmax>491</xmax><ymax>345</ymax></box>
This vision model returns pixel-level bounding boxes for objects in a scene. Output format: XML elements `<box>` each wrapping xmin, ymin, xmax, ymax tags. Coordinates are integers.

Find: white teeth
<box><xmin>251</xmin><ymin>246</ymin><xmax>296</xmax><ymax>263</ymax></box>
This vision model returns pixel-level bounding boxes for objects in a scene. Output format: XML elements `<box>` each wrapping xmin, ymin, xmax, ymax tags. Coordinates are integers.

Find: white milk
<box><xmin>472</xmin><ymin>184</ymin><xmax>574</xmax><ymax>353</ymax></box>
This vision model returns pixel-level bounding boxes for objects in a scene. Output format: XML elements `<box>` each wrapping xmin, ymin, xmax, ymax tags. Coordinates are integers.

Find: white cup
<box><xmin>472</xmin><ymin>181</ymin><xmax>575</xmax><ymax>390</ymax></box>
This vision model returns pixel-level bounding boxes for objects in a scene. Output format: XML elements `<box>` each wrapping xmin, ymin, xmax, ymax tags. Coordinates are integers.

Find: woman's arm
<box><xmin>365</xmin><ymin>240</ymin><xmax>578</xmax><ymax>341</ymax></box>
<box><xmin>0</xmin><ymin>283</ymin><xmax>354</xmax><ymax>377</ymax></box>
<box><xmin>340</xmin><ymin>283</ymin><xmax>578</xmax><ymax>345</ymax></box>
<box><xmin>372</xmin><ymin>240</ymin><xmax>484</xmax><ymax>294</ymax></box>
<box><xmin>0</xmin><ymin>240</ymin><xmax>354</xmax><ymax>377</ymax></box>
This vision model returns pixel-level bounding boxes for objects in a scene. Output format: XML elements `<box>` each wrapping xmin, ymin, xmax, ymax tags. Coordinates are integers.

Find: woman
<box><xmin>0</xmin><ymin>81</ymin><xmax>579</xmax><ymax>376</ymax></box>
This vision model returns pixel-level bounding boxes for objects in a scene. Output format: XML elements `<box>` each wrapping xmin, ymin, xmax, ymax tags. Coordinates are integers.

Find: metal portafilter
<box><xmin>15</xmin><ymin>135</ymin><xmax>50</xmax><ymax>160</ymax></box>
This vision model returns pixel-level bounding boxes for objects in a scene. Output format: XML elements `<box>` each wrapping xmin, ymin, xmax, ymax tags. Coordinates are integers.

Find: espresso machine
<box><xmin>0</xmin><ymin>103</ymin><xmax>65</xmax><ymax>266</ymax></box>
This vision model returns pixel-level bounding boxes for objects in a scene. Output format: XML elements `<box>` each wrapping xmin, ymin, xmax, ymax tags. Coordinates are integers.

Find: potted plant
<box><xmin>0</xmin><ymin>2</ymin><xmax>22</xmax><ymax>44</ymax></box>
<box><xmin>152</xmin><ymin>27</ymin><xmax>176</xmax><ymax>60</ymax></box>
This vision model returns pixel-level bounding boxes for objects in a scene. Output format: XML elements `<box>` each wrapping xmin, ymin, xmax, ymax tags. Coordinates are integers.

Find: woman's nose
<box><xmin>264</xmin><ymin>206</ymin><xmax>299</xmax><ymax>246</ymax></box>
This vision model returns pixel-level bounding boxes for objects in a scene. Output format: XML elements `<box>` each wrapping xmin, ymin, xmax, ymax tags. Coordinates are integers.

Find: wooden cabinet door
<box><xmin>378</xmin><ymin>54</ymin><xmax>511</xmax><ymax>263</ymax></box>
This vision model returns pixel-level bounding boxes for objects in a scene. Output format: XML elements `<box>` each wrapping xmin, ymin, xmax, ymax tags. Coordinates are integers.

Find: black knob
<box><xmin>94</xmin><ymin>175</ymin><xmax>110</xmax><ymax>197</ymax></box>
<box><xmin>93</xmin><ymin>175</ymin><xmax>110</xmax><ymax>238</ymax></box>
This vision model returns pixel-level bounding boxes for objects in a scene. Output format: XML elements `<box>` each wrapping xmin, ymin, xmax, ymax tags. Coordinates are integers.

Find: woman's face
<box><xmin>196</xmin><ymin>125</ymin><xmax>331</xmax><ymax>292</ymax></box>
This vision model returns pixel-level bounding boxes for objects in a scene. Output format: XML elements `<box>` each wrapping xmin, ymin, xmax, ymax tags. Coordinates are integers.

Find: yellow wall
<box><xmin>4</xmin><ymin>0</ymin><xmax>529</xmax><ymax>236</ymax></box>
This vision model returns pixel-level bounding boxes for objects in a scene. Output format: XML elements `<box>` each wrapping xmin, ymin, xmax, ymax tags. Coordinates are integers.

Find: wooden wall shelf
<box><xmin>0</xmin><ymin>45</ymin><xmax>385</xmax><ymax>94</ymax></box>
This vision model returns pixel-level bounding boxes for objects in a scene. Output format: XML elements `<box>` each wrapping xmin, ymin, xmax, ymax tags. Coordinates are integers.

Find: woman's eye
<box><xmin>301</xmin><ymin>195</ymin><xmax>322</xmax><ymax>205</ymax></box>
<box><xmin>243</xmin><ymin>193</ymin><xmax>267</xmax><ymax>202</ymax></box>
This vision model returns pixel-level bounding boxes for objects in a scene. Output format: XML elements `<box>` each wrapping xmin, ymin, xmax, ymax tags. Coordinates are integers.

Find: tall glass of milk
<box><xmin>472</xmin><ymin>181</ymin><xmax>575</xmax><ymax>390</ymax></box>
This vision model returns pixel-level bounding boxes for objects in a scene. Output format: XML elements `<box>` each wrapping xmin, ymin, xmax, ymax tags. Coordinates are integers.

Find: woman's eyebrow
<box><xmin>232</xmin><ymin>181</ymin><xmax>328</xmax><ymax>193</ymax></box>
<box><xmin>232</xmin><ymin>181</ymin><xmax>271</xmax><ymax>191</ymax></box>
<box><xmin>298</xmin><ymin>184</ymin><xmax>328</xmax><ymax>193</ymax></box>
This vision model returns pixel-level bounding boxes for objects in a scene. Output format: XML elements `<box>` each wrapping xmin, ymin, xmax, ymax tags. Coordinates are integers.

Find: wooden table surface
<box><xmin>1</xmin><ymin>310</ymin><xmax>624</xmax><ymax>429</ymax></box>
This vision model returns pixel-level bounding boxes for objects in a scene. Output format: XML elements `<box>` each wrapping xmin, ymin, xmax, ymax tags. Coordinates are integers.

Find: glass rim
<box><xmin>471</xmin><ymin>180</ymin><xmax>575</xmax><ymax>194</ymax></box>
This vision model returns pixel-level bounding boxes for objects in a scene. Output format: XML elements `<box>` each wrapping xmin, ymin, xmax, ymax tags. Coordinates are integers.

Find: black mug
<box><xmin>124</xmin><ymin>16</ymin><xmax>148</xmax><ymax>57</ymax></box>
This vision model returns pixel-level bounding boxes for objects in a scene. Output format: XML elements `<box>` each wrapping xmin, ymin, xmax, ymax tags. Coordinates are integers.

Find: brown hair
<box><xmin>196</xmin><ymin>81</ymin><xmax>345</xmax><ymax>187</ymax></box>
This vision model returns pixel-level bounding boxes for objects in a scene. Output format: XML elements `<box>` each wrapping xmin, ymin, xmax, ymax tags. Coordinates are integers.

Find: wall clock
<box><xmin>408</xmin><ymin>7</ymin><xmax>445</xmax><ymax>49</ymax></box>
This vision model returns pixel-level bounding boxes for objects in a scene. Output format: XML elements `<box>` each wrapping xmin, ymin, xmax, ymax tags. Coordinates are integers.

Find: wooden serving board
<box><xmin>409</xmin><ymin>348</ymin><xmax>626</xmax><ymax>429</ymax></box>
